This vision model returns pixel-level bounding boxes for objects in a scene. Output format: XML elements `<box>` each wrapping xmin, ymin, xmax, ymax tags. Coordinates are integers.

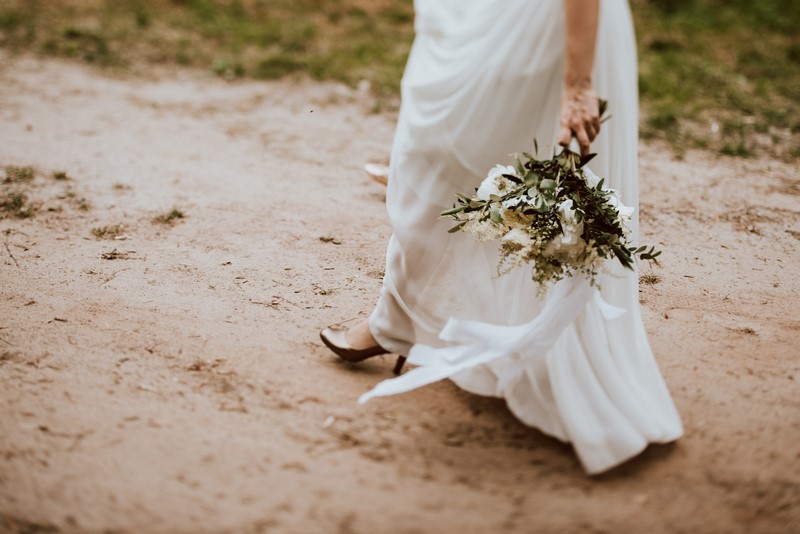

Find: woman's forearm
<box><xmin>558</xmin><ymin>0</ymin><xmax>601</xmax><ymax>154</ymax></box>
<box><xmin>563</xmin><ymin>0</ymin><xmax>599</xmax><ymax>88</ymax></box>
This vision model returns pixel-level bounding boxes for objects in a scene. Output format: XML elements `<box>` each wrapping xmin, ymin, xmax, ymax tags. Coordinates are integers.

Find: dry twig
<box><xmin>2</xmin><ymin>230</ymin><xmax>19</xmax><ymax>266</ymax></box>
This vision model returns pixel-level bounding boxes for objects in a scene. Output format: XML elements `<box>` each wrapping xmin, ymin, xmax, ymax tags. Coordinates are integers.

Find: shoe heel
<box><xmin>393</xmin><ymin>355</ymin><xmax>407</xmax><ymax>375</ymax></box>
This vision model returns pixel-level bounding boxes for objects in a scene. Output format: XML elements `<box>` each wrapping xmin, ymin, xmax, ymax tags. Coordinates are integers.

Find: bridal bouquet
<box><xmin>442</xmin><ymin>141</ymin><xmax>660</xmax><ymax>292</ymax></box>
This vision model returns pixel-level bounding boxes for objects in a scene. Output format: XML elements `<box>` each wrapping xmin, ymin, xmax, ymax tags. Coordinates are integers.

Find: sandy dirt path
<box><xmin>1</xmin><ymin>54</ymin><xmax>799</xmax><ymax>533</ymax></box>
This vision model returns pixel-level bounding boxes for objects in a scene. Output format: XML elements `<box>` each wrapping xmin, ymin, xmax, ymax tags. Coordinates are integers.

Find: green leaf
<box><xmin>539</xmin><ymin>178</ymin><xmax>556</xmax><ymax>190</ymax></box>
<box><xmin>578</xmin><ymin>153</ymin><xmax>597</xmax><ymax>168</ymax></box>
<box><xmin>599</xmin><ymin>98</ymin><xmax>608</xmax><ymax>118</ymax></box>
<box><xmin>441</xmin><ymin>206</ymin><xmax>466</xmax><ymax>216</ymax></box>
<box><xmin>490</xmin><ymin>208</ymin><xmax>502</xmax><ymax>223</ymax></box>
<box><xmin>448</xmin><ymin>221</ymin><xmax>467</xmax><ymax>233</ymax></box>
<box><xmin>514</xmin><ymin>157</ymin><xmax>525</xmax><ymax>175</ymax></box>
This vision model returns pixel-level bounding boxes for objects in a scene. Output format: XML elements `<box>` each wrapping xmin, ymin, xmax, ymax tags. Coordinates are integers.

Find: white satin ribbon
<box><xmin>359</xmin><ymin>276</ymin><xmax>627</xmax><ymax>404</ymax></box>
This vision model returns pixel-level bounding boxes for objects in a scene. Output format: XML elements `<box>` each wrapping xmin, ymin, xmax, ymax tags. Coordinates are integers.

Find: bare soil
<box><xmin>1</xmin><ymin>54</ymin><xmax>798</xmax><ymax>533</ymax></box>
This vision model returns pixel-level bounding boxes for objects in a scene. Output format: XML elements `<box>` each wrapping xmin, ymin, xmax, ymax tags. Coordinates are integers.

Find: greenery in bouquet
<box><xmin>442</xmin><ymin>129</ymin><xmax>660</xmax><ymax>292</ymax></box>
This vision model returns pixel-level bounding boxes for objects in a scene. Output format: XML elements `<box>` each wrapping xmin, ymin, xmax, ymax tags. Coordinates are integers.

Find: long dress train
<box><xmin>364</xmin><ymin>0</ymin><xmax>683</xmax><ymax>474</ymax></box>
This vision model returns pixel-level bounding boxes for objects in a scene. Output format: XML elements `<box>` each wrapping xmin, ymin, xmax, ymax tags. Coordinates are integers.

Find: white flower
<box><xmin>476</xmin><ymin>164</ymin><xmax>517</xmax><ymax>201</ymax></box>
<box><xmin>501</xmin><ymin>228</ymin><xmax>534</xmax><ymax>249</ymax></box>
<box><xmin>502</xmin><ymin>196</ymin><xmax>524</xmax><ymax>209</ymax></box>
<box><xmin>606</xmin><ymin>192</ymin><xmax>635</xmax><ymax>220</ymax></box>
<box><xmin>583</xmin><ymin>166</ymin><xmax>635</xmax><ymax>222</ymax></box>
<box><xmin>582</xmin><ymin>167</ymin><xmax>602</xmax><ymax>188</ymax></box>
<box><xmin>464</xmin><ymin>219</ymin><xmax>507</xmax><ymax>242</ymax></box>
<box><xmin>555</xmin><ymin>200</ymin><xmax>584</xmax><ymax>246</ymax></box>
<box><xmin>618</xmin><ymin>204</ymin><xmax>635</xmax><ymax>220</ymax></box>
<box><xmin>543</xmin><ymin>233</ymin><xmax>587</xmax><ymax>262</ymax></box>
<box><xmin>488</xmin><ymin>164</ymin><xmax>517</xmax><ymax>181</ymax></box>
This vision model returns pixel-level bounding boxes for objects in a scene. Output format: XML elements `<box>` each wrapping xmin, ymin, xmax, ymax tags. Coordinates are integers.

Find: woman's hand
<box><xmin>560</xmin><ymin>0</ymin><xmax>600</xmax><ymax>156</ymax></box>
<box><xmin>557</xmin><ymin>84</ymin><xmax>601</xmax><ymax>156</ymax></box>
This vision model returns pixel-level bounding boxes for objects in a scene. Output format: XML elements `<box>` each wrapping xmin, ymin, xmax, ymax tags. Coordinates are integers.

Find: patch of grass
<box><xmin>91</xmin><ymin>224</ymin><xmax>126</xmax><ymax>240</ymax></box>
<box><xmin>212</xmin><ymin>57</ymin><xmax>245</xmax><ymax>80</ymax></box>
<box><xmin>61</xmin><ymin>27</ymin><xmax>116</xmax><ymax>64</ymax></box>
<box><xmin>633</xmin><ymin>0</ymin><xmax>800</xmax><ymax>158</ymax></box>
<box><xmin>312</xmin><ymin>283</ymin><xmax>335</xmax><ymax>296</ymax></box>
<box><xmin>640</xmin><ymin>272</ymin><xmax>662</xmax><ymax>285</ymax></box>
<box><xmin>153</xmin><ymin>207</ymin><xmax>185</xmax><ymax>224</ymax></box>
<box><xmin>729</xmin><ymin>326</ymin><xmax>757</xmax><ymax>335</ymax></box>
<box><xmin>255</xmin><ymin>55</ymin><xmax>304</xmax><ymax>80</ymax></box>
<box><xmin>186</xmin><ymin>358</ymin><xmax>224</xmax><ymax>372</ymax></box>
<box><xmin>0</xmin><ymin>0</ymin><xmax>415</xmax><ymax>98</ymax></box>
<box><xmin>319</xmin><ymin>235</ymin><xmax>342</xmax><ymax>245</ymax></box>
<box><xmin>0</xmin><ymin>192</ymin><xmax>36</xmax><ymax>218</ymax></box>
<box><xmin>101</xmin><ymin>248</ymin><xmax>132</xmax><ymax>260</ymax></box>
<box><xmin>0</xmin><ymin>9</ymin><xmax>23</xmax><ymax>32</ymax></box>
<box><xmin>52</xmin><ymin>170</ymin><xmax>70</xmax><ymax>181</ymax></box>
<box><xmin>4</xmin><ymin>165</ymin><xmax>34</xmax><ymax>183</ymax></box>
<box><xmin>0</xmin><ymin>0</ymin><xmax>796</xmax><ymax>158</ymax></box>
<box><xmin>719</xmin><ymin>141</ymin><xmax>753</xmax><ymax>158</ymax></box>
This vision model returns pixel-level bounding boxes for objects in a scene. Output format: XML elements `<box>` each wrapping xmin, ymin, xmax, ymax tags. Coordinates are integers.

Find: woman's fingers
<box><xmin>586</xmin><ymin>121</ymin><xmax>599</xmax><ymax>142</ymax></box>
<box><xmin>575</xmin><ymin>125</ymin><xmax>592</xmax><ymax>156</ymax></box>
<box><xmin>557</xmin><ymin>126</ymin><xmax>573</xmax><ymax>146</ymax></box>
<box><xmin>558</xmin><ymin>120</ymin><xmax>598</xmax><ymax>154</ymax></box>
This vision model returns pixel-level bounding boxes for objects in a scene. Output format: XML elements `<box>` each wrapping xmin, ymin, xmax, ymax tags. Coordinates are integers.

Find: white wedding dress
<box><xmin>362</xmin><ymin>0</ymin><xmax>683</xmax><ymax>474</ymax></box>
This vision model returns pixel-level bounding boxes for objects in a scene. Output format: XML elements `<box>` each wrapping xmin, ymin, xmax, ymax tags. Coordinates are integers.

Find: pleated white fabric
<box><xmin>364</xmin><ymin>0</ymin><xmax>683</xmax><ymax>474</ymax></box>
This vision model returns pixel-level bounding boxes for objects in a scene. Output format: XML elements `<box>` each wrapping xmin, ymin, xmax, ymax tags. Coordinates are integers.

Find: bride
<box><xmin>321</xmin><ymin>0</ymin><xmax>683</xmax><ymax>475</ymax></box>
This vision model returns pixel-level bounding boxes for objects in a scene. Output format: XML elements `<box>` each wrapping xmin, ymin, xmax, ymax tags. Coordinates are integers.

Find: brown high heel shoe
<box><xmin>320</xmin><ymin>327</ymin><xmax>407</xmax><ymax>375</ymax></box>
